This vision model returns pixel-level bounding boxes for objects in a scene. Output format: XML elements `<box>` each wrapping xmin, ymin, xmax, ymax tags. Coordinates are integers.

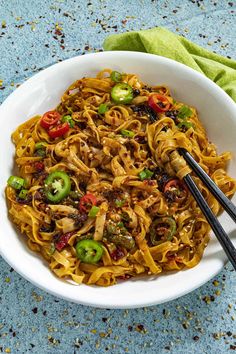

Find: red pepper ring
<box><xmin>40</xmin><ymin>110</ymin><xmax>61</xmax><ymax>129</ymax></box>
<box><xmin>79</xmin><ymin>193</ymin><xmax>97</xmax><ymax>213</ymax></box>
<box><xmin>48</xmin><ymin>122</ymin><xmax>70</xmax><ymax>139</ymax></box>
<box><xmin>148</xmin><ymin>94</ymin><xmax>172</xmax><ymax>113</ymax></box>
<box><xmin>163</xmin><ymin>178</ymin><xmax>188</xmax><ymax>203</ymax></box>
<box><xmin>55</xmin><ymin>231</ymin><xmax>76</xmax><ymax>251</ymax></box>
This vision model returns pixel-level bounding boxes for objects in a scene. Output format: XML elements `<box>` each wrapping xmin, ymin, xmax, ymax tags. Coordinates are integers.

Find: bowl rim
<box><xmin>1</xmin><ymin>50</ymin><xmax>236</xmax><ymax>309</ymax></box>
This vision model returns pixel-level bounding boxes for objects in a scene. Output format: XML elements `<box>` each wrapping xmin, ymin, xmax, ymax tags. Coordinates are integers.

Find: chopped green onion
<box><xmin>115</xmin><ymin>199</ymin><xmax>125</xmax><ymax>207</ymax></box>
<box><xmin>117</xmin><ymin>222</ymin><xmax>124</xmax><ymax>228</ymax></box>
<box><xmin>7</xmin><ymin>176</ymin><xmax>25</xmax><ymax>190</ymax></box>
<box><xmin>177</xmin><ymin>105</ymin><xmax>192</xmax><ymax>119</ymax></box>
<box><xmin>177</xmin><ymin>121</ymin><xmax>194</xmax><ymax>129</ymax></box>
<box><xmin>88</xmin><ymin>205</ymin><xmax>100</xmax><ymax>218</ymax></box>
<box><xmin>98</xmin><ymin>103</ymin><xmax>108</xmax><ymax>114</ymax></box>
<box><xmin>138</xmin><ymin>169</ymin><xmax>154</xmax><ymax>181</ymax></box>
<box><xmin>120</xmin><ymin>129</ymin><xmax>135</xmax><ymax>138</ymax></box>
<box><xmin>35</xmin><ymin>141</ymin><xmax>46</xmax><ymax>150</ymax></box>
<box><xmin>62</xmin><ymin>115</ymin><xmax>75</xmax><ymax>128</ymax></box>
<box><xmin>48</xmin><ymin>243</ymin><xmax>56</xmax><ymax>255</ymax></box>
<box><xmin>35</xmin><ymin>148</ymin><xmax>46</xmax><ymax>158</ymax></box>
<box><xmin>110</xmin><ymin>71</ymin><xmax>122</xmax><ymax>82</ymax></box>
<box><xmin>18</xmin><ymin>189</ymin><xmax>28</xmax><ymax>199</ymax></box>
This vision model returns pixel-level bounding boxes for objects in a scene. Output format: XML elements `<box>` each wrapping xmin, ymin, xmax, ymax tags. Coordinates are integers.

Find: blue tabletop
<box><xmin>0</xmin><ymin>0</ymin><xmax>236</xmax><ymax>353</ymax></box>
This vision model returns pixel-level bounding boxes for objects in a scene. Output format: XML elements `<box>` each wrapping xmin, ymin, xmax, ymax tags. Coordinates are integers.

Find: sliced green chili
<box><xmin>76</xmin><ymin>239</ymin><xmax>103</xmax><ymax>264</ymax></box>
<box><xmin>62</xmin><ymin>115</ymin><xmax>75</xmax><ymax>128</ymax></box>
<box><xmin>111</xmin><ymin>83</ymin><xmax>133</xmax><ymax>104</ymax></box>
<box><xmin>88</xmin><ymin>205</ymin><xmax>100</xmax><ymax>218</ymax></box>
<box><xmin>105</xmin><ymin>221</ymin><xmax>135</xmax><ymax>250</ymax></box>
<box><xmin>139</xmin><ymin>168</ymin><xmax>154</xmax><ymax>181</ymax></box>
<box><xmin>35</xmin><ymin>141</ymin><xmax>47</xmax><ymax>150</ymax></box>
<box><xmin>7</xmin><ymin>176</ymin><xmax>25</xmax><ymax>190</ymax></box>
<box><xmin>44</xmin><ymin>171</ymin><xmax>71</xmax><ymax>203</ymax></box>
<box><xmin>110</xmin><ymin>71</ymin><xmax>122</xmax><ymax>82</ymax></box>
<box><xmin>120</xmin><ymin>129</ymin><xmax>135</xmax><ymax>138</ymax></box>
<box><xmin>18</xmin><ymin>189</ymin><xmax>28</xmax><ymax>199</ymax></box>
<box><xmin>98</xmin><ymin>103</ymin><xmax>108</xmax><ymax>114</ymax></box>
<box><xmin>150</xmin><ymin>217</ymin><xmax>177</xmax><ymax>245</ymax></box>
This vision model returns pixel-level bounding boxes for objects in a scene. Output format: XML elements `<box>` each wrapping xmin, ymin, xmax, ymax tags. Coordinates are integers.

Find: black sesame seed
<box><xmin>32</xmin><ymin>307</ymin><xmax>38</xmax><ymax>314</ymax></box>
<box><xmin>193</xmin><ymin>335</ymin><xmax>200</xmax><ymax>341</ymax></box>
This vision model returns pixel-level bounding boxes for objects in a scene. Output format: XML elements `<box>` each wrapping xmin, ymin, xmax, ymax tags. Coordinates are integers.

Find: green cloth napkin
<box><xmin>103</xmin><ymin>27</ymin><xmax>236</xmax><ymax>102</ymax></box>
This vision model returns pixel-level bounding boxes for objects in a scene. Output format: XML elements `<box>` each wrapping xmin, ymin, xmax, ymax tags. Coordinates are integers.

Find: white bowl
<box><xmin>1</xmin><ymin>51</ymin><xmax>236</xmax><ymax>309</ymax></box>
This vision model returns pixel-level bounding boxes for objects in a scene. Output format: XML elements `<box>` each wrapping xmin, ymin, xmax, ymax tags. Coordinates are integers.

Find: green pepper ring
<box><xmin>44</xmin><ymin>171</ymin><xmax>71</xmax><ymax>203</ymax></box>
<box><xmin>111</xmin><ymin>83</ymin><xmax>134</xmax><ymax>104</ymax></box>
<box><xmin>150</xmin><ymin>217</ymin><xmax>177</xmax><ymax>245</ymax></box>
<box><xmin>76</xmin><ymin>239</ymin><xmax>104</xmax><ymax>264</ymax></box>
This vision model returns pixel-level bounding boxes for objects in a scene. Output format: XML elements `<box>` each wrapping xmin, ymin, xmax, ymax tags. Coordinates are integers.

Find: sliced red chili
<box><xmin>150</xmin><ymin>217</ymin><xmax>176</xmax><ymax>245</ymax></box>
<box><xmin>163</xmin><ymin>179</ymin><xmax>188</xmax><ymax>203</ymax></box>
<box><xmin>110</xmin><ymin>246</ymin><xmax>125</xmax><ymax>261</ymax></box>
<box><xmin>40</xmin><ymin>110</ymin><xmax>61</xmax><ymax>129</ymax></box>
<box><xmin>55</xmin><ymin>231</ymin><xmax>75</xmax><ymax>251</ymax></box>
<box><xmin>34</xmin><ymin>161</ymin><xmax>44</xmax><ymax>171</ymax></box>
<box><xmin>48</xmin><ymin>122</ymin><xmax>70</xmax><ymax>139</ymax></box>
<box><xmin>79</xmin><ymin>193</ymin><xmax>97</xmax><ymax>213</ymax></box>
<box><xmin>148</xmin><ymin>94</ymin><xmax>171</xmax><ymax>113</ymax></box>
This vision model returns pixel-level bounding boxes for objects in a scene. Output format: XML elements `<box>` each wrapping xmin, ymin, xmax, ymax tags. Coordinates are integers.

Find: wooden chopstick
<box><xmin>179</xmin><ymin>148</ymin><xmax>236</xmax><ymax>223</ymax></box>
<box><xmin>178</xmin><ymin>149</ymin><xmax>236</xmax><ymax>270</ymax></box>
<box><xmin>183</xmin><ymin>174</ymin><xmax>236</xmax><ymax>270</ymax></box>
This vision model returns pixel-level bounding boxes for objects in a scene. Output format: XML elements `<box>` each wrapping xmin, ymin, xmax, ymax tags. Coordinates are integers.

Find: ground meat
<box><xmin>134</xmin><ymin>135</ymin><xmax>146</xmax><ymax>144</ymax></box>
<box><xmin>79</xmin><ymin>181</ymin><xmax>87</xmax><ymax>192</ymax></box>
<box><xmin>152</xmin><ymin>167</ymin><xmax>171</xmax><ymax>191</ymax></box>
<box><xmin>164</xmin><ymin>190</ymin><xmax>176</xmax><ymax>203</ymax></box>
<box><xmin>39</xmin><ymin>221</ymin><xmax>55</xmax><ymax>233</ymax></box>
<box><xmin>130</xmin><ymin>104</ymin><xmax>158</xmax><ymax>122</ymax></box>
<box><xmin>33</xmin><ymin>171</ymin><xmax>48</xmax><ymax>184</ymax></box>
<box><xmin>110</xmin><ymin>247</ymin><xmax>125</xmax><ymax>261</ymax></box>
<box><xmin>34</xmin><ymin>188</ymin><xmax>48</xmax><ymax>202</ymax></box>
<box><xmin>142</xmin><ymin>85</ymin><xmax>153</xmax><ymax>92</ymax></box>
<box><xmin>16</xmin><ymin>194</ymin><xmax>32</xmax><ymax>205</ymax></box>
<box><xmin>103</xmin><ymin>188</ymin><xmax>123</xmax><ymax>202</ymax></box>
<box><xmin>77</xmin><ymin>122</ymin><xmax>87</xmax><ymax>130</ymax></box>
<box><xmin>67</xmin><ymin>213</ymin><xmax>88</xmax><ymax>227</ymax></box>
<box><xmin>165</xmin><ymin>110</ymin><xmax>179</xmax><ymax>121</ymax></box>
<box><xmin>132</xmin><ymin>89</ymin><xmax>140</xmax><ymax>97</ymax></box>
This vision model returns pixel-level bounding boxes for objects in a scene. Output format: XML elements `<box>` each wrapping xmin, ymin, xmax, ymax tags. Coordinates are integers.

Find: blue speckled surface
<box><xmin>0</xmin><ymin>0</ymin><xmax>236</xmax><ymax>353</ymax></box>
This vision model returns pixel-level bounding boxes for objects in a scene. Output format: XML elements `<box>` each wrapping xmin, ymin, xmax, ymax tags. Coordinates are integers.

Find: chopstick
<box><xmin>179</xmin><ymin>148</ymin><xmax>236</xmax><ymax>223</ymax></box>
<box><xmin>178</xmin><ymin>148</ymin><xmax>236</xmax><ymax>270</ymax></box>
<box><xmin>183</xmin><ymin>174</ymin><xmax>236</xmax><ymax>270</ymax></box>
